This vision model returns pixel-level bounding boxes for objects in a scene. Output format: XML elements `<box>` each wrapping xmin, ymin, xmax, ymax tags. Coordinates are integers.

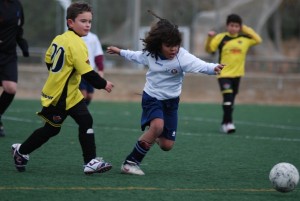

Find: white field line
<box><xmin>181</xmin><ymin>116</ymin><xmax>300</xmax><ymax>131</ymax></box>
<box><xmin>0</xmin><ymin>186</ymin><xmax>276</xmax><ymax>192</ymax></box>
<box><xmin>3</xmin><ymin>115</ymin><xmax>300</xmax><ymax>142</ymax></box>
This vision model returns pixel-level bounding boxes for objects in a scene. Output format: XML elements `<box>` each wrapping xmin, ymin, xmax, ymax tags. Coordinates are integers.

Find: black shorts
<box><xmin>218</xmin><ymin>77</ymin><xmax>241</xmax><ymax>95</ymax></box>
<box><xmin>0</xmin><ymin>54</ymin><xmax>18</xmax><ymax>82</ymax></box>
<box><xmin>37</xmin><ymin>100</ymin><xmax>89</xmax><ymax>127</ymax></box>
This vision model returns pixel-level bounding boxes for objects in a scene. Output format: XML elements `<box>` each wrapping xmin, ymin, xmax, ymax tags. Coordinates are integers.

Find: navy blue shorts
<box><xmin>79</xmin><ymin>78</ymin><xmax>94</xmax><ymax>93</ymax></box>
<box><xmin>141</xmin><ymin>91</ymin><xmax>179</xmax><ymax>141</ymax></box>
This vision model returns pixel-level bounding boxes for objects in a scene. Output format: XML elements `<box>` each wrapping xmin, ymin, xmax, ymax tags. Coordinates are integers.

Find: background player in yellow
<box><xmin>205</xmin><ymin>14</ymin><xmax>262</xmax><ymax>134</ymax></box>
<box><xmin>11</xmin><ymin>2</ymin><xmax>114</xmax><ymax>174</ymax></box>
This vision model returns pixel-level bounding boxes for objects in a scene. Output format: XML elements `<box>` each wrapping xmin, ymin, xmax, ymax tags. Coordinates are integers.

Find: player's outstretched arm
<box><xmin>106</xmin><ymin>46</ymin><xmax>121</xmax><ymax>55</ymax></box>
<box><xmin>214</xmin><ymin>64</ymin><xmax>225</xmax><ymax>75</ymax></box>
<box><xmin>82</xmin><ymin>71</ymin><xmax>114</xmax><ymax>93</ymax></box>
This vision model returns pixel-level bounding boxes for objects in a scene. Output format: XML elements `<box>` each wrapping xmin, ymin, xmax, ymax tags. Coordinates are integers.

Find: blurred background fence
<box><xmin>15</xmin><ymin>0</ymin><xmax>300</xmax><ymax>104</ymax></box>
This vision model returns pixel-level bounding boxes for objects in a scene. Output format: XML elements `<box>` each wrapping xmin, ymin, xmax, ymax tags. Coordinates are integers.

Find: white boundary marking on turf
<box><xmin>181</xmin><ymin>132</ymin><xmax>300</xmax><ymax>142</ymax></box>
<box><xmin>181</xmin><ymin>116</ymin><xmax>300</xmax><ymax>131</ymax></box>
<box><xmin>3</xmin><ymin>116</ymin><xmax>300</xmax><ymax>142</ymax></box>
<box><xmin>0</xmin><ymin>186</ymin><xmax>276</xmax><ymax>192</ymax></box>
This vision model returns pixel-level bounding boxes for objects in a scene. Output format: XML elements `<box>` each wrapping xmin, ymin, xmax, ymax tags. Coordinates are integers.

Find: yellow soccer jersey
<box><xmin>42</xmin><ymin>30</ymin><xmax>93</xmax><ymax>110</ymax></box>
<box><xmin>205</xmin><ymin>25</ymin><xmax>262</xmax><ymax>78</ymax></box>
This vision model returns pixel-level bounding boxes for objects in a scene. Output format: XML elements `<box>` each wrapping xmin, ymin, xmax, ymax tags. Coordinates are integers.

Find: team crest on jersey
<box><xmin>171</xmin><ymin>69</ymin><xmax>178</xmax><ymax>74</ymax></box>
<box><xmin>223</xmin><ymin>83</ymin><xmax>231</xmax><ymax>89</ymax></box>
<box><xmin>53</xmin><ymin>115</ymin><xmax>62</xmax><ymax>123</ymax></box>
<box><xmin>86</xmin><ymin>59</ymin><xmax>90</xmax><ymax>64</ymax></box>
<box><xmin>230</xmin><ymin>48</ymin><xmax>241</xmax><ymax>54</ymax></box>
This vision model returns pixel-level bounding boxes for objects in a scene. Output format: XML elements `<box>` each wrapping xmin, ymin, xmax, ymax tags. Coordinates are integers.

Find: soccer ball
<box><xmin>269</xmin><ymin>162</ymin><xmax>299</xmax><ymax>193</ymax></box>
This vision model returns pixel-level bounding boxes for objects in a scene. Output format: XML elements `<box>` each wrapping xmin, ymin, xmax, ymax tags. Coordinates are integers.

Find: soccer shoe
<box><xmin>12</xmin><ymin>143</ymin><xmax>29</xmax><ymax>172</ymax></box>
<box><xmin>84</xmin><ymin>157</ymin><xmax>112</xmax><ymax>175</ymax></box>
<box><xmin>0</xmin><ymin>120</ymin><xmax>5</xmax><ymax>137</ymax></box>
<box><xmin>220</xmin><ymin>123</ymin><xmax>236</xmax><ymax>134</ymax></box>
<box><xmin>121</xmin><ymin>160</ymin><xmax>145</xmax><ymax>176</ymax></box>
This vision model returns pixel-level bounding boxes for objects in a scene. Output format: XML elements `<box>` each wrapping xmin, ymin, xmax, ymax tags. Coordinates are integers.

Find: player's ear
<box><xmin>67</xmin><ymin>19</ymin><xmax>74</xmax><ymax>28</ymax></box>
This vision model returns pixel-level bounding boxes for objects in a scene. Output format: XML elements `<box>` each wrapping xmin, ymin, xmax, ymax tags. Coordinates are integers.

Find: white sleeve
<box><xmin>120</xmin><ymin>49</ymin><xmax>148</xmax><ymax>66</ymax></box>
<box><xmin>180</xmin><ymin>50</ymin><xmax>217</xmax><ymax>75</ymax></box>
<box><xmin>94</xmin><ymin>35</ymin><xmax>104</xmax><ymax>56</ymax></box>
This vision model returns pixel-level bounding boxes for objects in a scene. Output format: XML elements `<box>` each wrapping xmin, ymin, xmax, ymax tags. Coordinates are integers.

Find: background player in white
<box><xmin>107</xmin><ymin>11</ymin><xmax>224</xmax><ymax>175</ymax></box>
<box><xmin>80</xmin><ymin>32</ymin><xmax>105</xmax><ymax>105</ymax></box>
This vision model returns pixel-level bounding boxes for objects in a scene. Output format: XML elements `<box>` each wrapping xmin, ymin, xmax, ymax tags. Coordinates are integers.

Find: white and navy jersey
<box><xmin>82</xmin><ymin>32</ymin><xmax>103</xmax><ymax>70</ymax></box>
<box><xmin>120</xmin><ymin>47</ymin><xmax>218</xmax><ymax>100</ymax></box>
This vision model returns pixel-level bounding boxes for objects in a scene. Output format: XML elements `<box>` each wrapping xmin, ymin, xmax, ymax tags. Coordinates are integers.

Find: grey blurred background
<box><xmin>20</xmin><ymin>0</ymin><xmax>299</xmax><ymax>66</ymax></box>
<box><xmin>15</xmin><ymin>0</ymin><xmax>300</xmax><ymax>104</ymax></box>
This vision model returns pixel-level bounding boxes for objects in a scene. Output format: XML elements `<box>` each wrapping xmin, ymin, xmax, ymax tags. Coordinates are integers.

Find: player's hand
<box><xmin>208</xmin><ymin>31</ymin><xmax>216</xmax><ymax>37</ymax></box>
<box><xmin>106</xmin><ymin>46</ymin><xmax>121</xmax><ymax>55</ymax></box>
<box><xmin>105</xmin><ymin>81</ymin><xmax>114</xmax><ymax>93</ymax></box>
<box><xmin>214</xmin><ymin>64</ymin><xmax>225</xmax><ymax>75</ymax></box>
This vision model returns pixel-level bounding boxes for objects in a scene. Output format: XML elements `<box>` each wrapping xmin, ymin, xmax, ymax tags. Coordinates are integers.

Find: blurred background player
<box><xmin>0</xmin><ymin>0</ymin><xmax>29</xmax><ymax>137</ymax></box>
<box><xmin>205</xmin><ymin>14</ymin><xmax>262</xmax><ymax>134</ymax></box>
<box><xmin>80</xmin><ymin>31</ymin><xmax>105</xmax><ymax>105</ymax></box>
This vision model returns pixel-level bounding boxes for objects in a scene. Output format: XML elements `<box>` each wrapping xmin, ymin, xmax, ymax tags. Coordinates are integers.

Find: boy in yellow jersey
<box><xmin>205</xmin><ymin>14</ymin><xmax>262</xmax><ymax>134</ymax></box>
<box><xmin>11</xmin><ymin>2</ymin><xmax>114</xmax><ymax>174</ymax></box>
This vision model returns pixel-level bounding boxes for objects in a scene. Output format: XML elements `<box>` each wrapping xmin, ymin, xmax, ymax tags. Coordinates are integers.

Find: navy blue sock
<box><xmin>124</xmin><ymin>141</ymin><xmax>150</xmax><ymax>165</ymax></box>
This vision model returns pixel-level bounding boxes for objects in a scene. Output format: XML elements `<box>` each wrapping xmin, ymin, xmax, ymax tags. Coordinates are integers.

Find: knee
<box><xmin>78</xmin><ymin>114</ymin><xmax>93</xmax><ymax>133</ymax></box>
<box><xmin>2</xmin><ymin>82</ymin><xmax>17</xmax><ymax>94</ymax></box>
<box><xmin>157</xmin><ymin>139</ymin><xmax>174</xmax><ymax>151</ymax></box>
<box><xmin>43</xmin><ymin>123</ymin><xmax>61</xmax><ymax>137</ymax></box>
<box><xmin>160</xmin><ymin>145</ymin><xmax>173</xmax><ymax>151</ymax></box>
<box><xmin>48</xmin><ymin>124</ymin><xmax>61</xmax><ymax>136</ymax></box>
<box><xmin>150</xmin><ymin>122</ymin><xmax>164</xmax><ymax>137</ymax></box>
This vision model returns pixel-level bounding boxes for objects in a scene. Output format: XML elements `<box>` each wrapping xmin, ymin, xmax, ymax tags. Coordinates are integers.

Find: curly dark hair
<box><xmin>142</xmin><ymin>10</ymin><xmax>182</xmax><ymax>60</ymax></box>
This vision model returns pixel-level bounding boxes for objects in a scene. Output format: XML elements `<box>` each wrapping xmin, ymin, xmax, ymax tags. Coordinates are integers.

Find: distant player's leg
<box><xmin>79</xmin><ymin>79</ymin><xmax>94</xmax><ymax>106</ymax></box>
<box><xmin>218</xmin><ymin>78</ymin><xmax>235</xmax><ymax>134</ymax></box>
<box><xmin>228</xmin><ymin>77</ymin><xmax>241</xmax><ymax>131</ymax></box>
<box><xmin>0</xmin><ymin>59</ymin><xmax>18</xmax><ymax>136</ymax></box>
<box><xmin>69</xmin><ymin>100</ymin><xmax>112</xmax><ymax>174</ymax></box>
<box><xmin>85</xmin><ymin>82</ymin><xmax>94</xmax><ymax>106</ymax></box>
<box><xmin>0</xmin><ymin>88</ymin><xmax>15</xmax><ymax>137</ymax></box>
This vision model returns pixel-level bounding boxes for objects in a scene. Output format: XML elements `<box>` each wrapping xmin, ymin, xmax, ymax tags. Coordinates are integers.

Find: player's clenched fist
<box><xmin>105</xmin><ymin>81</ymin><xmax>114</xmax><ymax>93</ymax></box>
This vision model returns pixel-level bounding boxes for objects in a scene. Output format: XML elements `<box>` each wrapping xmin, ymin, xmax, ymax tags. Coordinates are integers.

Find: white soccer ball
<box><xmin>269</xmin><ymin>162</ymin><xmax>299</xmax><ymax>193</ymax></box>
